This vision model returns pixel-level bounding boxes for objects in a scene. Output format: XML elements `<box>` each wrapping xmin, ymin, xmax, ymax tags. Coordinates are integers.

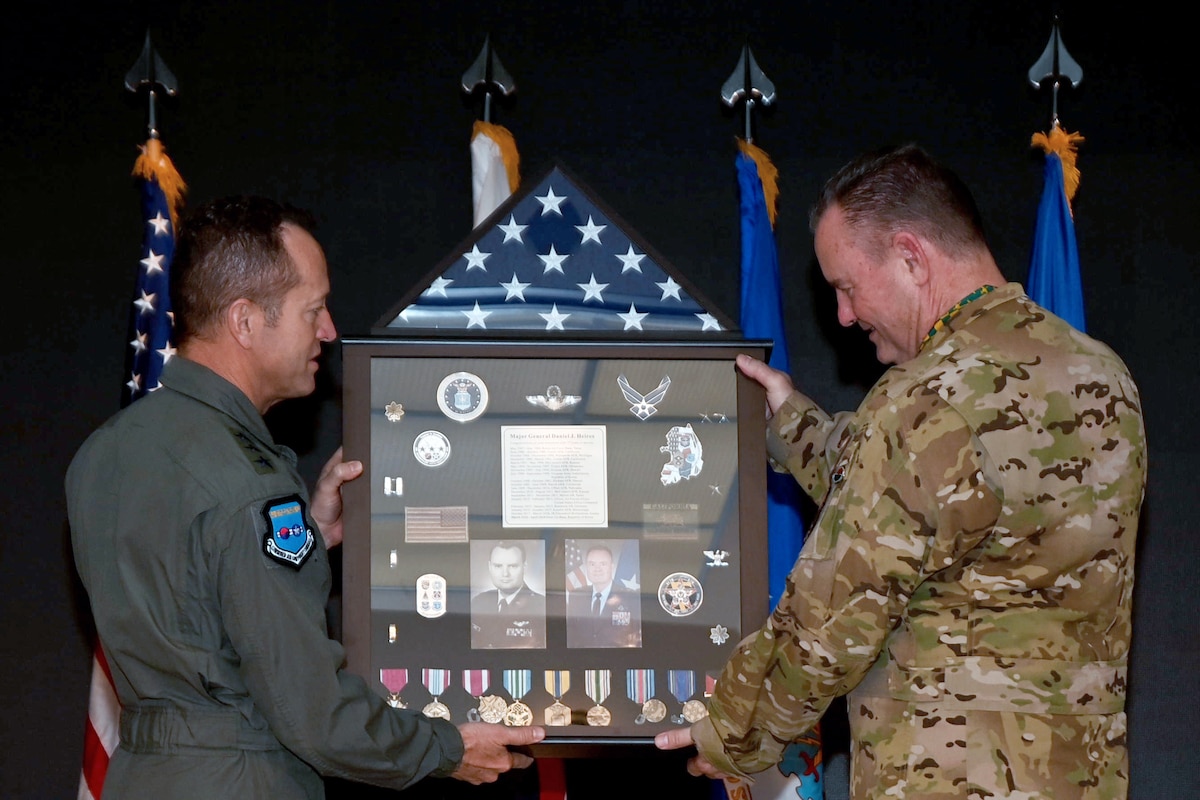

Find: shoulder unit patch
<box><xmin>261</xmin><ymin>495</ymin><xmax>315</xmax><ymax>569</ymax></box>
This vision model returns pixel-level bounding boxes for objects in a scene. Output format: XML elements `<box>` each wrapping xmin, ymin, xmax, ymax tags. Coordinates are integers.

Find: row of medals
<box><xmin>406</xmin><ymin>694</ymin><xmax>708</xmax><ymax>727</ymax></box>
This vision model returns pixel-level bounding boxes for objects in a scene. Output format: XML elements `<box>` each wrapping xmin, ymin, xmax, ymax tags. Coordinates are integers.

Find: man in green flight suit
<box><xmin>657</xmin><ymin>145</ymin><xmax>1147</xmax><ymax>799</ymax></box>
<box><xmin>67</xmin><ymin>196</ymin><xmax>544</xmax><ymax>798</ymax></box>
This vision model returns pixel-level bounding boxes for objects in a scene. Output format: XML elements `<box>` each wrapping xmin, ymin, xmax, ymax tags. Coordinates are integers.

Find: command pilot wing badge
<box><xmin>526</xmin><ymin>384</ymin><xmax>581</xmax><ymax>411</ymax></box>
<box><xmin>617</xmin><ymin>374</ymin><xmax>671</xmax><ymax>420</ymax></box>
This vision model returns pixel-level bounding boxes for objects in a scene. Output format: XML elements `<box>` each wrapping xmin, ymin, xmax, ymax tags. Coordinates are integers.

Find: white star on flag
<box><xmin>618</xmin><ymin>304</ymin><xmax>648</xmax><ymax>331</ymax></box>
<box><xmin>656</xmin><ymin>276</ymin><xmax>682</xmax><ymax>301</ymax></box>
<box><xmin>141</xmin><ymin>251</ymin><xmax>165</xmax><ymax>275</ymax></box>
<box><xmin>462</xmin><ymin>245</ymin><xmax>490</xmax><ymax>271</ymax></box>
<box><xmin>501</xmin><ymin>274</ymin><xmax>530</xmax><ymax>301</ymax></box>
<box><xmin>463</xmin><ymin>302</ymin><xmax>491</xmax><ymax>328</ymax></box>
<box><xmin>424</xmin><ymin>277</ymin><xmax>453</xmax><ymax>298</ymax></box>
<box><xmin>538</xmin><ymin>245</ymin><xmax>569</xmax><ymax>274</ymax></box>
<box><xmin>499</xmin><ymin>215</ymin><xmax>527</xmax><ymax>243</ymax></box>
<box><xmin>616</xmin><ymin>245</ymin><xmax>645</xmax><ymax>274</ymax></box>
<box><xmin>148</xmin><ymin>212</ymin><xmax>171</xmax><ymax>236</ymax></box>
<box><xmin>536</xmin><ymin>187</ymin><xmax>567</xmax><ymax>216</ymax></box>
<box><xmin>134</xmin><ymin>291</ymin><xmax>156</xmax><ymax>315</ymax></box>
<box><xmin>540</xmin><ymin>304</ymin><xmax>570</xmax><ymax>330</ymax></box>
<box><xmin>577</xmin><ymin>274</ymin><xmax>608</xmax><ymax>303</ymax></box>
<box><xmin>575</xmin><ymin>216</ymin><xmax>606</xmax><ymax>244</ymax></box>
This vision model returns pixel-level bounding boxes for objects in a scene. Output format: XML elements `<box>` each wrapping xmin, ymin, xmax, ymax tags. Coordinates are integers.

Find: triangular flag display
<box><xmin>379</xmin><ymin>162</ymin><xmax>735</xmax><ymax>335</ymax></box>
<box><xmin>1027</xmin><ymin>125</ymin><xmax>1086</xmax><ymax>332</ymax></box>
<box><xmin>79</xmin><ymin>136</ymin><xmax>185</xmax><ymax>800</ymax></box>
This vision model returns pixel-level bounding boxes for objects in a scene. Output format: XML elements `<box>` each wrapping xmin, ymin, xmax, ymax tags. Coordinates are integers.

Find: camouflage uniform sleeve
<box><xmin>694</xmin><ymin>383</ymin><xmax>1003</xmax><ymax>777</ymax></box>
<box><xmin>764</xmin><ymin>390</ymin><xmax>857</xmax><ymax>504</ymax></box>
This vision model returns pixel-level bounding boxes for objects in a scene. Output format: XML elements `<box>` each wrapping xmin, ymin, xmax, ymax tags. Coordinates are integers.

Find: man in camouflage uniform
<box><xmin>657</xmin><ymin>145</ymin><xmax>1147</xmax><ymax>798</ymax></box>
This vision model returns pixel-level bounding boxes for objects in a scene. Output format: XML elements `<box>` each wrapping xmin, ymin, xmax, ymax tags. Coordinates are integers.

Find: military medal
<box><xmin>668</xmin><ymin>669</ymin><xmax>707</xmax><ymax>724</ymax></box>
<box><xmin>380</xmin><ymin>668</ymin><xmax>408</xmax><ymax>709</ymax></box>
<box><xmin>421</xmin><ymin>668</ymin><xmax>451</xmax><ymax>720</ymax></box>
<box><xmin>437</xmin><ymin>371</ymin><xmax>489</xmax><ymax>423</ymax></box>
<box><xmin>544</xmin><ymin>670</ymin><xmax>572</xmax><ymax>726</ymax></box>
<box><xmin>627</xmin><ymin>668</ymin><xmax>666</xmax><ymax>724</ymax></box>
<box><xmin>463</xmin><ymin>669</ymin><xmax>505</xmax><ymax>724</ymax></box>
<box><xmin>658</xmin><ymin>572</ymin><xmax>703</xmax><ymax>616</ymax></box>
<box><xmin>584</xmin><ymin>669</ymin><xmax>612</xmax><ymax>726</ymax></box>
<box><xmin>501</xmin><ymin>669</ymin><xmax>534</xmax><ymax>726</ymax></box>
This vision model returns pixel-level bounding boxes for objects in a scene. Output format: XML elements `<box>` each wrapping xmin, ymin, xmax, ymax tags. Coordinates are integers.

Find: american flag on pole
<box><xmin>78</xmin><ymin>136</ymin><xmax>184</xmax><ymax>800</ymax></box>
<box><xmin>378</xmin><ymin>163</ymin><xmax>734</xmax><ymax>335</ymax></box>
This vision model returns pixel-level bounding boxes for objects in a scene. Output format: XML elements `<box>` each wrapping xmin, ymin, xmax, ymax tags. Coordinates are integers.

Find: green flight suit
<box><xmin>67</xmin><ymin>357</ymin><xmax>463</xmax><ymax>798</ymax></box>
<box><xmin>693</xmin><ymin>284</ymin><xmax>1147</xmax><ymax>799</ymax></box>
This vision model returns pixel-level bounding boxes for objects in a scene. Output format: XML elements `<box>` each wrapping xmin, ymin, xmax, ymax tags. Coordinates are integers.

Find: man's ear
<box><xmin>892</xmin><ymin>230</ymin><xmax>931</xmax><ymax>287</ymax></box>
<box><xmin>227</xmin><ymin>298</ymin><xmax>258</xmax><ymax>349</ymax></box>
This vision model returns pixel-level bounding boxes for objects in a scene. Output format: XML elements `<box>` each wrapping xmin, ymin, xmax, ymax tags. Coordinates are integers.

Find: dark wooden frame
<box><xmin>341</xmin><ymin>337</ymin><xmax>769</xmax><ymax>756</ymax></box>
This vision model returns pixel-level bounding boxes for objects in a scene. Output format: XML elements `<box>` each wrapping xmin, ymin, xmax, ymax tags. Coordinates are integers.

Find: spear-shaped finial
<box><xmin>721</xmin><ymin>45</ymin><xmax>776</xmax><ymax>143</ymax></box>
<box><xmin>1027</xmin><ymin>15</ymin><xmax>1082</xmax><ymax>129</ymax></box>
<box><xmin>124</xmin><ymin>29</ymin><xmax>178</xmax><ymax>140</ymax></box>
<box><xmin>462</xmin><ymin>35</ymin><xmax>515</xmax><ymax>124</ymax></box>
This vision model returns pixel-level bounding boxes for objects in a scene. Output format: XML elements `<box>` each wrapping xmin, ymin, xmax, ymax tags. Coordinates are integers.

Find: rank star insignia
<box><xmin>384</xmin><ymin>402</ymin><xmax>405</xmax><ymax>422</ymax></box>
<box><xmin>710</xmin><ymin>624</ymin><xmax>729</xmax><ymax>645</ymax></box>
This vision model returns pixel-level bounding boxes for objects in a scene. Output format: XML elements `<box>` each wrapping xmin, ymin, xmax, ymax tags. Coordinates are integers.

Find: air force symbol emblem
<box><xmin>262</xmin><ymin>495</ymin><xmax>315</xmax><ymax>569</ymax></box>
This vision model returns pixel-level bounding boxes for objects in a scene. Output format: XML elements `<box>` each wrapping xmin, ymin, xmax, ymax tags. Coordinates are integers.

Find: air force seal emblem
<box><xmin>262</xmin><ymin>495</ymin><xmax>315</xmax><ymax>569</ymax></box>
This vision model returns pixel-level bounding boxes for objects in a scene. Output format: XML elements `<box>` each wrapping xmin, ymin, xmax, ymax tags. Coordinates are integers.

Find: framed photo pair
<box><xmin>340</xmin><ymin>337</ymin><xmax>770</xmax><ymax>755</ymax></box>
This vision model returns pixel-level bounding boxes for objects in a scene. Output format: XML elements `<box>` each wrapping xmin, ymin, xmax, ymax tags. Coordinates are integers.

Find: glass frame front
<box><xmin>341</xmin><ymin>337</ymin><xmax>769</xmax><ymax>755</ymax></box>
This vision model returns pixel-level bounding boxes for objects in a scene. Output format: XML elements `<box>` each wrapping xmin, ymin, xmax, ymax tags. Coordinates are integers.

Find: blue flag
<box><xmin>123</xmin><ymin>139</ymin><xmax>183</xmax><ymax>406</ymax></box>
<box><xmin>735</xmin><ymin>146</ymin><xmax>807</xmax><ymax>610</ymax></box>
<box><xmin>1027</xmin><ymin>146</ymin><xmax>1086</xmax><ymax>332</ymax></box>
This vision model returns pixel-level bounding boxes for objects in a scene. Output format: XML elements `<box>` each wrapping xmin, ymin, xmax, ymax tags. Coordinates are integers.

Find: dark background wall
<box><xmin>2</xmin><ymin>2</ymin><xmax>1195</xmax><ymax>797</ymax></box>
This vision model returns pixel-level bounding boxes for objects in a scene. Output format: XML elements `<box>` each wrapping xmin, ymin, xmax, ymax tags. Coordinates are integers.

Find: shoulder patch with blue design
<box><xmin>261</xmin><ymin>495</ymin><xmax>315</xmax><ymax>569</ymax></box>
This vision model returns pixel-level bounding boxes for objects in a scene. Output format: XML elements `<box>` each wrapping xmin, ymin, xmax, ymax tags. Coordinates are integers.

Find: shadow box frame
<box><xmin>340</xmin><ymin>336</ymin><xmax>771</xmax><ymax>757</ymax></box>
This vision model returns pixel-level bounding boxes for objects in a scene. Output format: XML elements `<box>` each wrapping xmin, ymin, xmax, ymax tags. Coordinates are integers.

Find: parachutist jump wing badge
<box><xmin>617</xmin><ymin>374</ymin><xmax>671</xmax><ymax>420</ymax></box>
<box><xmin>526</xmin><ymin>384</ymin><xmax>581</xmax><ymax>411</ymax></box>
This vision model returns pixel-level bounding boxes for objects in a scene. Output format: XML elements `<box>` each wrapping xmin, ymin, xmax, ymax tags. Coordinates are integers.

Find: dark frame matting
<box><xmin>341</xmin><ymin>337</ymin><xmax>769</xmax><ymax>756</ymax></box>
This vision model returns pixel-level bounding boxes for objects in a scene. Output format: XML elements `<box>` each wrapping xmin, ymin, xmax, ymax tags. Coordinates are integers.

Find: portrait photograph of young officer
<box><xmin>469</xmin><ymin>540</ymin><xmax>547</xmax><ymax>649</ymax></box>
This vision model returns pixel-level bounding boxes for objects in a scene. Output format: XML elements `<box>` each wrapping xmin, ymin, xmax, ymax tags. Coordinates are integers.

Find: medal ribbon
<box><xmin>462</xmin><ymin>669</ymin><xmax>489</xmax><ymax>697</ymax></box>
<box><xmin>544</xmin><ymin>670</ymin><xmax>570</xmax><ymax>699</ymax></box>
<box><xmin>626</xmin><ymin>669</ymin><xmax>654</xmax><ymax>704</ymax></box>
<box><xmin>380</xmin><ymin>668</ymin><xmax>408</xmax><ymax>695</ymax></box>
<box><xmin>705</xmin><ymin>673</ymin><xmax>718</xmax><ymax>697</ymax></box>
<box><xmin>668</xmin><ymin>670</ymin><xmax>696</xmax><ymax>704</ymax></box>
<box><xmin>584</xmin><ymin>669</ymin><xmax>611</xmax><ymax>706</ymax></box>
<box><xmin>502</xmin><ymin>669</ymin><xmax>532</xmax><ymax>701</ymax></box>
<box><xmin>422</xmin><ymin>668</ymin><xmax>449</xmax><ymax>698</ymax></box>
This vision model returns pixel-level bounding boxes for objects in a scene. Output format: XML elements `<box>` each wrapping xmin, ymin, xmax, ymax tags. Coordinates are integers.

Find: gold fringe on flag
<box><xmin>131</xmin><ymin>138</ymin><xmax>187</xmax><ymax>230</ymax></box>
<box><xmin>736</xmin><ymin>137</ymin><xmax>779</xmax><ymax>229</ymax></box>
<box><xmin>1031</xmin><ymin>123</ymin><xmax>1084</xmax><ymax>212</ymax></box>
<box><xmin>473</xmin><ymin>120</ymin><xmax>521</xmax><ymax>194</ymax></box>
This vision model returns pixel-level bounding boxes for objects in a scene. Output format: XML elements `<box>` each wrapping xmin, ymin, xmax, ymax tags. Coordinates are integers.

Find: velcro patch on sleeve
<box><xmin>261</xmin><ymin>495</ymin><xmax>314</xmax><ymax>569</ymax></box>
